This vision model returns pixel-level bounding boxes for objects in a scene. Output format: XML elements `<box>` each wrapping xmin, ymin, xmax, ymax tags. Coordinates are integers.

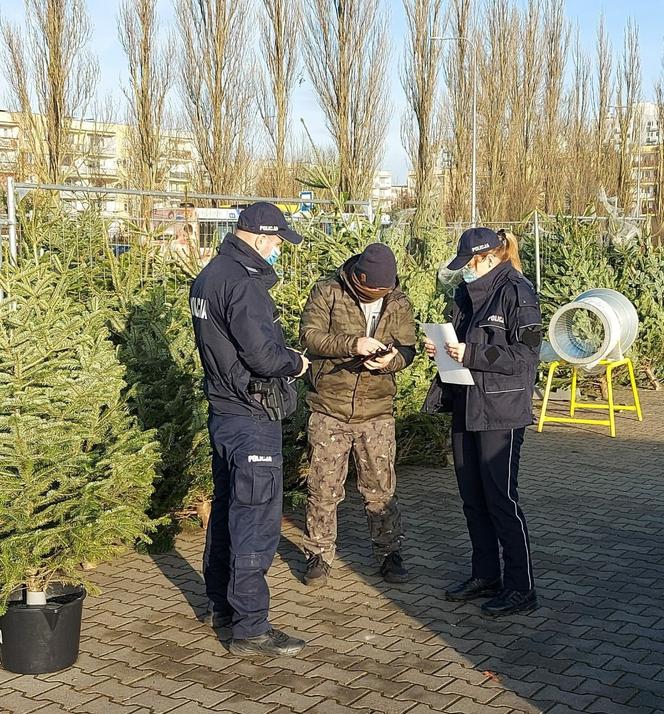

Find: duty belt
<box><xmin>248</xmin><ymin>379</ymin><xmax>285</xmax><ymax>421</ymax></box>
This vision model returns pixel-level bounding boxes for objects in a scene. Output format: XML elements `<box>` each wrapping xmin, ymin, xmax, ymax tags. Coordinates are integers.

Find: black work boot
<box><xmin>445</xmin><ymin>577</ymin><xmax>502</xmax><ymax>602</ymax></box>
<box><xmin>481</xmin><ymin>588</ymin><xmax>538</xmax><ymax>617</ymax></box>
<box><xmin>380</xmin><ymin>552</ymin><xmax>410</xmax><ymax>583</ymax></box>
<box><xmin>229</xmin><ymin>628</ymin><xmax>306</xmax><ymax>657</ymax></box>
<box><xmin>303</xmin><ymin>554</ymin><xmax>330</xmax><ymax>586</ymax></box>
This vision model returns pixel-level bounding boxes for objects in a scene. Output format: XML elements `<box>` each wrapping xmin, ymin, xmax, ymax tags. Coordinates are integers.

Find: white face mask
<box><xmin>461</xmin><ymin>266</ymin><xmax>479</xmax><ymax>283</ymax></box>
<box><xmin>266</xmin><ymin>246</ymin><xmax>281</xmax><ymax>266</ymax></box>
<box><xmin>464</xmin><ymin>255</ymin><xmax>495</xmax><ymax>282</ymax></box>
<box><xmin>256</xmin><ymin>235</ymin><xmax>281</xmax><ymax>265</ymax></box>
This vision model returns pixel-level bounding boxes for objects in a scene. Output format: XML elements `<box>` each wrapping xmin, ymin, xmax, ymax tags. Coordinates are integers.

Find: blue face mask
<box><xmin>266</xmin><ymin>246</ymin><xmax>281</xmax><ymax>266</ymax></box>
<box><xmin>461</xmin><ymin>266</ymin><xmax>478</xmax><ymax>283</ymax></box>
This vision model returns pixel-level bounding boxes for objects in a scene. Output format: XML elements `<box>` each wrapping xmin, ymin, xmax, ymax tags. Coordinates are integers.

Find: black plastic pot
<box><xmin>0</xmin><ymin>589</ymin><xmax>86</xmax><ymax>674</ymax></box>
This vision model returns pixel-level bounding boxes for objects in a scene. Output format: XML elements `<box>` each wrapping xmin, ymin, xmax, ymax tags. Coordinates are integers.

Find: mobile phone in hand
<box><xmin>365</xmin><ymin>342</ymin><xmax>394</xmax><ymax>360</ymax></box>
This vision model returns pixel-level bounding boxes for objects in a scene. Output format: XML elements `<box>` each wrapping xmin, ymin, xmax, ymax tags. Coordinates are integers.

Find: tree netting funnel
<box><xmin>546</xmin><ymin>289</ymin><xmax>638</xmax><ymax>368</ymax></box>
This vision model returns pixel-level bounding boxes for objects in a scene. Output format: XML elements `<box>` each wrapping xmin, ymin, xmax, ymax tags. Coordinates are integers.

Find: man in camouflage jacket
<box><xmin>299</xmin><ymin>243</ymin><xmax>417</xmax><ymax>585</ymax></box>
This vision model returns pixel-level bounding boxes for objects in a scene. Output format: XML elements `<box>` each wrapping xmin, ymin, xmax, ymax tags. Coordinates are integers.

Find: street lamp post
<box><xmin>432</xmin><ymin>34</ymin><xmax>478</xmax><ymax>226</ymax></box>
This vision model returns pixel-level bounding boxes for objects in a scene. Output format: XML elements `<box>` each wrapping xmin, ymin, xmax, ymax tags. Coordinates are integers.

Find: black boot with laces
<box><xmin>230</xmin><ymin>627</ymin><xmax>306</xmax><ymax>657</ymax></box>
<box><xmin>380</xmin><ymin>551</ymin><xmax>410</xmax><ymax>583</ymax></box>
<box><xmin>445</xmin><ymin>577</ymin><xmax>502</xmax><ymax>602</ymax></box>
<box><xmin>303</xmin><ymin>554</ymin><xmax>330</xmax><ymax>586</ymax></box>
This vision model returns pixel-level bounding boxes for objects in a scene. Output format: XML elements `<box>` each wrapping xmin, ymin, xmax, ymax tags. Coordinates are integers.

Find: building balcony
<box><xmin>86</xmin><ymin>148</ymin><xmax>117</xmax><ymax>159</ymax></box>
<box><xmin>166</xmin><ymin>149</ymin><xmax>194</xmax><ymax>161</ymax></box>
<box><xmin>79</xmin><ymin>166</ymin><xmax>119</xmax><ymax>178</ymax></box>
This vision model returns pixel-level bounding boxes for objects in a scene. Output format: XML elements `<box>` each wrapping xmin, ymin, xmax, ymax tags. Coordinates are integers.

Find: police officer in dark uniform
<box><xmin>423</xmin><ymin>227</ymin><xmax>542</xmax><ymax>617</ymax></box>
<box><xmin>190</xmin><ymin>202</ymin><xmax>310</xmax><ymax>656</ymax></box>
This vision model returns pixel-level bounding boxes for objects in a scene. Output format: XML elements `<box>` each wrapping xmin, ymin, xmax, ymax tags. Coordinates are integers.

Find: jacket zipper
<box><xmin>349</xmin><ymin>297</ymin><xmax>366</xmax><ymax>421</ymax></box>
<box><xmin>349</xmin><ymin>299</ymin><xmax>394</xmax><ymax>421</ymax></box>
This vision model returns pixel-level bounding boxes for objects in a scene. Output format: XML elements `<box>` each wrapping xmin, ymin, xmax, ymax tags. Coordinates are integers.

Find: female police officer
<box><xmin>423</xmin><ymin>227</ymin><xmax>542</xmax><ymax>617</ymax></box>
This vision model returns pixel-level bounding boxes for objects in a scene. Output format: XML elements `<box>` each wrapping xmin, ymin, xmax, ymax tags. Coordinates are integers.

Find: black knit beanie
<box><xmin>353</xmin><ymin>243</ymin><xmax>397</xmax><ymax>290</ymax></box>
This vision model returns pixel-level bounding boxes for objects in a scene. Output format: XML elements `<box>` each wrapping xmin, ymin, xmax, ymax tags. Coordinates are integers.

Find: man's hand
<box><xmin>445</xmin><ymin>342</ymin><xmax>466</xmax><ymax>363</ymax></box>
<box><xmin>295</xmin><ymin>353</ymin><xmax>311</xmax><ymax>377</ymax></box>
<box><xmin>365</xmin><ymin>347</ymin><xmax>398</xmax><ymax>371</ymax></box>
<box><xmin>356</xmin><ymin>336</ymin><xmax>386</xmax><ymax>356</ymax></box>
<box><xmin>424</xmin><ymin>337</ymin><xmax>437</xmax><ymax>359</ymax></box>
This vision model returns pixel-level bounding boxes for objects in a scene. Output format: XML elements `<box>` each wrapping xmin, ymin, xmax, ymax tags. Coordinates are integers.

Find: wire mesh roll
<box><xmin>574</xmin><ymin>289</ymin><xmax>639</xmax><ymax>355</ymax></box>
<box><xmin>547</xmin><ymin>288</ymin><xmax>638</xmax><ymax>367</ymax></box>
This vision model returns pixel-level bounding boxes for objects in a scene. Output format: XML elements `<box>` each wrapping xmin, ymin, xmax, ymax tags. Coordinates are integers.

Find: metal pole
<box><xmin>7</xmin><ymin>176</ymin><xmax>17</xmax><ymax>266</ymax></box>
<box><xmin>534</xmin><ymin>209</ymin><xmax>541</xmax><ymax>294</ymax></box>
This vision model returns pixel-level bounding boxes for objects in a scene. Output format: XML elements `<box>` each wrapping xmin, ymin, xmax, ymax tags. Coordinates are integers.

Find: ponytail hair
<box><xmin>492</xmin><ymin>229</ymin><xmax>522</xmax><ymax>273</ymax></box>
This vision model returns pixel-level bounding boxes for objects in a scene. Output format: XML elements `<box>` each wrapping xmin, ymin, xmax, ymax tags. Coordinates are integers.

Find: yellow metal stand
<box><xmin>537</xmin><ymin>358</ymin><xmax>643</xmax><ymax>437</ymax></box>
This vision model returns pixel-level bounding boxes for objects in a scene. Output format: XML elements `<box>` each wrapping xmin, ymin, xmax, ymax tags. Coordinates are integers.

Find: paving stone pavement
<box><xmin>1</xmin><ymin>389</ymin><xmax>663</xmax><ymax>714</ymax></box>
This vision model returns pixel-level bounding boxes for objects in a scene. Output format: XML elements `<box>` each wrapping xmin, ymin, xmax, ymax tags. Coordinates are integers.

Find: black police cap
<box><xmin>236</xmin><ymin>202</ymin><xmax>303</xmax><ymax>245</ymax></box>
<box><xmin>447</xmin><ymin>227</ymin><xmax>503</xmax><ymax>270</ymax></box>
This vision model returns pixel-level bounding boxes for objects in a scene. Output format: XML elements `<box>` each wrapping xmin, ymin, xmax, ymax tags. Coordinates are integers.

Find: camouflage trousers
<box><xmin>303</xmin><ymin>411</ymin><xmax>404</xmax><ymax>565</ymax></box>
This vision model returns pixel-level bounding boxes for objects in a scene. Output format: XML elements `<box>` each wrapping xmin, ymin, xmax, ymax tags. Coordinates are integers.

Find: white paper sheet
<box><xmin>422</xmin><ymin>323</ymin><xmax>475</xmax><ymax>386</ymax></box>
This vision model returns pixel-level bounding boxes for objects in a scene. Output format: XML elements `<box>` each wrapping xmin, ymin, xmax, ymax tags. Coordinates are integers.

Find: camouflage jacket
<box><xmin>300</xmin><ymin>256</ymin><xmax>417</xmax><ymax>423</ymax></box>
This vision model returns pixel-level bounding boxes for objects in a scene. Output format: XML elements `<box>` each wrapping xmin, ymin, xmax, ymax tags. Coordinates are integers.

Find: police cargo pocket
<box><xmin>233</xmin><ymin>453</ymin><xmax>282</xmax><ymax>506</ymax></box>
<box><xmin>232</xmin><ymin>553</ymin><xmax>262</xmax><ymax>595</ymax></box>
<box><xmin>483</xmin><ymin>373</ymin><xmax>528</xmax><ymax>423</ymax></box>
<box><xmin>484</xmin><ymin>374</ymin><xmax>526</xmax><ymax>395</ymax></box>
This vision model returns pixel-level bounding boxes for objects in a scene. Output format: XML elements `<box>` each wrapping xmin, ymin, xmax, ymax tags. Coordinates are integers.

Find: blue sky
<box><xmin>1</xmin><ymin>0</ymin><xmax>662</xmax><ymax>182</ymax></box>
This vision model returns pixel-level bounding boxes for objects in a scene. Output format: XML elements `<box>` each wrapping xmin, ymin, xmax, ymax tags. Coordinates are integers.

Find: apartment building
<box><xmin>1</xmin><ymin>109</ymin><xmax>395</xmax><ymax>215</ymax></box>
<box><xmin>372</xmin><ymin>170</ymin><xmax>393</xmax><ymax>209</ymax></box>
<box><xmin>0</xmin><ymin>113</ymin><xmax>19</xmax><ymax>182</ymax></box>
<box><xmin>636</xmin><ymin>104</ymin><xmax>661</xmax><ymax>216</ymax></box>
<box><xmin>610</xmin><ymin>102</ymin><xmax>662</xmax><ymax>216</ymax></box>
<box><xmin>0</xmin><ymin>109</ymin><xmax>198</xmax><ymax>213</ymax></box>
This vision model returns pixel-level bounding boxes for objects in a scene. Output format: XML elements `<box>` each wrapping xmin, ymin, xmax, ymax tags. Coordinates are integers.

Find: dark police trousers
<box><xmin>204</xmin><ymin>411</ymin><xmax>282</xmax><ymax>639</ymax></box>
<box><xmin>452</xmin><ymin>425</ymin><xmax>534</xmax><ymax>592</ymax></box>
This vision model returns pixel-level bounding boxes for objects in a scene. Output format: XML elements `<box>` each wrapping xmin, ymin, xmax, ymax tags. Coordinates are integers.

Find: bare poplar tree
<box><xmin>564</xmin><ymin>27</ymin><xmax>593</xmax><ymax>213</ymax></box>
<box><xmin>655</xmin><ymin>59</ymin><xmax>664</xmax><ymax>224</ymax></box>
<box><xmin>0</xmin><ymin>0</ymin><xmax>98</xmax><ymax>183</ymax></box>
<box><xmin>538</xmin><ymin>0</ymin><xmax>569</xmax><ymax>212</ymax></box>
<box><xmin>303</xmin><ymin>0</ymin><xmax>390</xmax><ymax>201</ymax></box>
<box><xmin>593</xmin><ymin>14</ymin><xmax>616</xmax><ymax>197</ymax></box>
<box><xmin>477</xmin><ymin>0</ymin><xmax>514</xmax><ymax>219</ymax></box>
<box><xmin>615</xmin><ymin>19</ymin><xmax>641</xmax><ymax>213</ymax></box>
<box><xmin>258</xmin><ymin>0</ymin><xmax>300</xmax><ymax>196</ymax></box>
<box><xmin>441</xmin><ymin>0</ymin><xmax>474</xmax><ymax>221</ymax></box>
<box><xmin>505</xmin><ymin>0</ymin><xmax>542</xmax><ymax>218</ymax></box>
<box><xmin>118</xmin><ymin>0</ymin><xmax>171</xmax><ymax>195</ymax></box>
<box><xmin>407</xmin><ymin>1</ymin><xmax>654</xmax><ymax>223</ymax></box>
<box><xmin>175</xmin><ymin>0</ymin><xmax>254</xmax><ymax>196</ymax></box>
<box><xmin>401</xmin><ymin>0</ymin><xmax>445</xmax><ymax>234</ymax></box>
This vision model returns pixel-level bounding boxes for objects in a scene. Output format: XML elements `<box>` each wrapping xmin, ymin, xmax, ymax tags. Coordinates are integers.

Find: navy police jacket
<box><xmin>423</xmin><ymin>260</ymin><xmax>542</xmax><ymax>431</ymax></box>
<box><xmin>190</xmin><ymin>233</ymin><xmax>302</xmax><ymax>417</ymax></box>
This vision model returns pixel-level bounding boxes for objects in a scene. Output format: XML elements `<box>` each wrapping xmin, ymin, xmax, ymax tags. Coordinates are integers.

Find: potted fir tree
<box><xmin>0</xmin><ymin>260</ymin><xmax>159</xmax><ymax>674</ymax></box>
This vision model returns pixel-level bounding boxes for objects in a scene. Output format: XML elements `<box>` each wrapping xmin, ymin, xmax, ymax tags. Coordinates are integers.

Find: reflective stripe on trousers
<box><xmin>451</xmin><ymin>425</ymin><xmax>534</xmax><ymax>591</ymax></box>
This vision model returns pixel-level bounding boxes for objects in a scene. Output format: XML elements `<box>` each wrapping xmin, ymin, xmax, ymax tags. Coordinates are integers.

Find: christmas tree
<box><xmin>0</xmin><ymin>258</ymin><xmax>160</xmax><ymax>612</ymax></box>
<box><xmin>115</xmin><ymin>284</ymin><xmax>211</xmax><ymax>549</ymax></box>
